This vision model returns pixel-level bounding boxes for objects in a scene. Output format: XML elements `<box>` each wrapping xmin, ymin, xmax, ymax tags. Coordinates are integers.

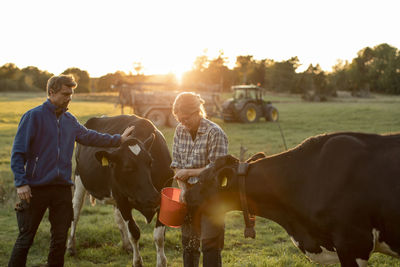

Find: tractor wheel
<box><xmin>239</xmin><ymin>103</ymin><xmax>260</xmax><ymax>123</ymax></box>
<box><xmin>147</xmin><ymin>109</ymin><xmax>167</xmax><ymax>127</ymax></box>
<box><xmin>168</xmin><ymin>113</ymin><xmax>179</xmax><ymax>128</ymax></box>
<box><xmin>266</xmin><ymin>106</ymin><xmax>279</xmax><ymax>122</ymax></box>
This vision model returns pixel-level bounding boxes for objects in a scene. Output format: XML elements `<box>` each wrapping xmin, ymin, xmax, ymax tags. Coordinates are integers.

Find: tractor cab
<box><xmin>233</xmin><ymin>85</ymin><xmax>262</xmax><ymax>101</ymax></box>
<box><xmin>222</xmin><ymin>85</ymin><xmax>279</xmax><ymax>123</ymax></box>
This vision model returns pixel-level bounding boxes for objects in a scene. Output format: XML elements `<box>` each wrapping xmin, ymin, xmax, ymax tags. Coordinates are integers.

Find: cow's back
<box><xmin>303</xmin><ymin>133</ymin><xmax>400</xmax><ymax>230</ymax></box>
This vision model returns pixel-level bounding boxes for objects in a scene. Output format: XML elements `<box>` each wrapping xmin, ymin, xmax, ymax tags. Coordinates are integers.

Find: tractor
<box><xmin>221</xmin><ymin>85</ymin><xmax>279</xmax><ymax>123</ymax></box>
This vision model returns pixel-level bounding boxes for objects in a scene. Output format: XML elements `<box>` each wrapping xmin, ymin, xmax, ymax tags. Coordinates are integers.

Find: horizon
<box><xmin>1</xmin><ymin>0</ymin><xmax>399</xmax><ymax>78</ymax></box>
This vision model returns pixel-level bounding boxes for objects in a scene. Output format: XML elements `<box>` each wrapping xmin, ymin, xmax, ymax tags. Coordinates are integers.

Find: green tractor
<box><xmin>221</xmin><ymin>85</ymin><xmax>279</xmax><ymax>123</ymax></box>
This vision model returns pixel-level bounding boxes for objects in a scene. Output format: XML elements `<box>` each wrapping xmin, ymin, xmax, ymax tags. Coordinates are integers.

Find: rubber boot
<box><xmin>183</xmin><ymin>250</ymin><xmax>200</xmax><ymax>267</ymax></box>
<box><xmin>203</xmin><ymin>249</ymin><xmax>221</xmax><ymax>267</ymax></box>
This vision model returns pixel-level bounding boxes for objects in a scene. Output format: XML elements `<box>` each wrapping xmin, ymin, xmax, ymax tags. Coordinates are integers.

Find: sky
<box><xmin>1</xmin><ymin>0</ymin><xmax>399</xmax><ymax>78</ymax></box>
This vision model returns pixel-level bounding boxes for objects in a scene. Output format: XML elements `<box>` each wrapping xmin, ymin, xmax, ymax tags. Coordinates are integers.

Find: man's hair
<box><xmin>46</xmin><ymin>75</ymin><xmax>77</xmax><ymax>96</ymax></box>
<box><xmin>172</xmin><ymin>92</ymin><xmax>207</xmax><ymax>119</ymax></box>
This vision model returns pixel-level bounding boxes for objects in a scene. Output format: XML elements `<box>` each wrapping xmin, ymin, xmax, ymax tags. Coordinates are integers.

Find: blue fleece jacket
<box><xmin>11</xmin><ymin>99</ymin><xmax>121</xmax><ymax>187</ymax></box>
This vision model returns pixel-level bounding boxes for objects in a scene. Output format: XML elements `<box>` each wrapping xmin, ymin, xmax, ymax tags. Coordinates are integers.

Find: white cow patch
<box><xmin>129</xmin><ymin>144</ymin><xmax>141</xmax><ymax>155</ymax></box>
<box><xmin>305</xmin><ymin>246</ymin><xmax>339</xmax><ymax>264</ymax></box>
<box><xmin>290</xmin><ymin>236</ymin><xmax>339</xmax><ymax>265</ymax></box>
<box><xmin>355</xmin><ymin>258</ymin><xmax>368</xmax><ymax>267</ymax></box>
<box><xmin>372</xmin><ymin>228</ymin><xmax>399</xmax><ymax>257</ymax></box>
<box><xmin>290</xmin><ymin>236</ymin><xmax>299</xmax><ymax>247</ymax></box>
<box><xmin>153</xmin><ymin>226</ymin><xmax>167</xmax><ymax>267</ymax></box>
<box><xmin>124</xmin><ymin>220</ymin><xmax>143</xmax><ymax>266</ymax></box>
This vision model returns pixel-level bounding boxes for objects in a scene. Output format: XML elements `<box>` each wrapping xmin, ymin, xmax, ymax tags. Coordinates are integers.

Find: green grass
<box><xmin>1</xmin><ymin>92</ymin><xmax>400</xmax><ymax>266</ymax></box>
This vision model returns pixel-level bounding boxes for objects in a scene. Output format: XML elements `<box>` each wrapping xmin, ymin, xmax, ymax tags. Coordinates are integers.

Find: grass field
<box><xmin>1</xmin><ymin>91</ymin><xmax>400</xmax><ymax>266</ymax></box>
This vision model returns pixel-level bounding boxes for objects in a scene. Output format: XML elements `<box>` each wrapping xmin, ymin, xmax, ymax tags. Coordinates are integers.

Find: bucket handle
<box><xmin>162</xmin><ymin>177</ymin><xmax>175</xmax><ymax>189</ymax></box>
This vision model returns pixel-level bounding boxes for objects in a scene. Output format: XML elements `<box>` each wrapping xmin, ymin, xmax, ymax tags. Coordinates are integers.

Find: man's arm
<box><xmin>11</xmin><ymin>112</ymin><xmax>35</xmax><ymax>202</ymax></box>
<box><xmin>75</xmin><ymin>117</ymin><xmax>134</xmax><ymax>147</ymax></box>
<box><xmin>207</xmin><ymin>129</ymin><xmax>228</xmax><ymax>165</ymax></box>
<box><xmin>170</xmin><ymin>128</ymin><xmax>181</xmax><ymax>169</ymax></box>
<box><xmin>173</xmin><ymin>167</ymin><xmax>207</xmax><ymax>181</ymax></box>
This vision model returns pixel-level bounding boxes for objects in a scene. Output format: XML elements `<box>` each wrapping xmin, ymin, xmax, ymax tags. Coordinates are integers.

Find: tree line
<box><xmin>1</xmin><ymin>43</ymin><xmax>399</xmax><ymax>97</ymax></box>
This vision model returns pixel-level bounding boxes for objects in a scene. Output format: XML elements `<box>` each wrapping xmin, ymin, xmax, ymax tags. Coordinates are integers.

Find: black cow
<box><xmin>186</xmin><ymin>132</ymin><xmax>400</xmax><ymax>267</ymax></box>
<box><xmin>66</xmin><ymin>115</ymin><xmax>174</xmax><ymax>267</ymax></box>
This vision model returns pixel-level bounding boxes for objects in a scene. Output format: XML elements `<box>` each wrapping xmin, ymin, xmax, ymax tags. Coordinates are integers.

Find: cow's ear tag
<box><xmin>221</xmin><ymin>176</ymin><xmax>228</xmax><ymax>187</ymax></box>
<box><xmin>129</xmin><ymin>144</ymin><xmax>141</xmax><ymax>155</ymax></box>
<box><xmin>101</xmin><ymin>157</ymin><xmax>109</xmax><ymax>167</ymax></box>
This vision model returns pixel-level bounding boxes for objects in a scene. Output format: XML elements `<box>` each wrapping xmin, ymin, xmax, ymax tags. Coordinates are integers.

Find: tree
<box><xmin>21</xmin><ymin>66</ymin><xmax>53</xmax><ymax>91</ymax></box>
<box><xmin>203</xmin><ymin>51</ymin><xmax>233</xmax><ymax>91</ymax></box>
<box><xmin>0</xmin><ymin>63</ymin><xmax>21</xmax><ymax>80</ymax></box>
<box><xmin>368</xmin><ymin>43</ymin><xmax>400</xmax><ymax>94</ymax></box>
<box><xmin>95</xmin><ymin>71</ymin><xmax>126</xmax><ymax>92</ymax></box>
<box><xmin>265</xmin><ymin>57</ymin><xmax>299</xmax><ymax>92</ymax></box>
<box><xmin>62</xmin><ymin>68</ymin><xmax>90</xmax><ymax>93</ymax></box>
<box><xmin>182</xmin><ymin>51</ymin><xmax>233</xmax><ymax>91</ymax></box>
<box><xmin>328</xmin><ymin>60</ymin><xmax>351</xmax><ymax>92</ymax></box>
<box><xmin>234</xmin><ymin>55</ymin><xmax>254</xmax><ymax>84</ymax></box>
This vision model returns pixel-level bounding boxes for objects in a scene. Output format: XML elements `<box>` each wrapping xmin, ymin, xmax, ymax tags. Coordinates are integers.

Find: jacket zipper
<box><xmin>57</xmin><ymin>119</ymin><xmax>60</xmax><ymax>177</ymax></box>
<box><xmin>32</xmin><ymin>156</ymin><xmax>39</xmax><ymax>177</ymax></box>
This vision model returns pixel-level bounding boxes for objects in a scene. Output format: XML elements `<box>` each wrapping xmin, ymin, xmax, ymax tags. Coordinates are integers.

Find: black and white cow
<box><xmin>186</xmin><ymin>132</ymin><xmax>400</xmax><ymax>267</ymax></box>
<box><xmin>66</xmin><ymin>115</ymin><xmax>174</xmax><ymax>267</ymax></box>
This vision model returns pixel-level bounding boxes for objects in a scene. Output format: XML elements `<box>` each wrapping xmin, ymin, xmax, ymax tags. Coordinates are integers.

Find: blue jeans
<box><xmin>8</xmin><ymin>185</ymin><xmax>73</xmax><ymax>267</ymax></box>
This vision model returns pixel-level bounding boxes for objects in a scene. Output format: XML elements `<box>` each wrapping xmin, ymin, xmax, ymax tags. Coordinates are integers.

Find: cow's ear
<box><xmin>143</xmin><ymin>133</ymin><xmax>155</xmax><ymax>151</ymax></box>
<box><xmin>214</xmin><ymin>155</ymin><xmax>238</xmax><ymax>170</ymax></box>
<box><xmin>95</xmin><ymin>151</ymin><xmax>114</xmax><ymax>167</ymax></box>
<box><xmin>213</xmin><ymin>155</ymin><xmax>238</xmax><ymax>187</ymax></box>
<box><xmin>217</xmin><ymin>167</ymin><xmax>235</xmax><ymax>188</ymax></box>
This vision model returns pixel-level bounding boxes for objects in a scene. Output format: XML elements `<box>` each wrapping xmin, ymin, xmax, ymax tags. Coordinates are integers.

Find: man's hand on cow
<box><xmin>121</xmin><ymin>125</ymin><xmax>135</xmax><ymax>143</ymax></box>
<box><xmin>17</xmin><ymin>184</ymin><xmax>32</xmax><ymax>203</ymax></box>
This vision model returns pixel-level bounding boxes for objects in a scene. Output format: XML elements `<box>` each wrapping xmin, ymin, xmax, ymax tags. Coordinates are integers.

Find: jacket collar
<box><xmin>43</xmin><ymin>99</ymin><xmax>68</xmax><ymax>115</ymax></box>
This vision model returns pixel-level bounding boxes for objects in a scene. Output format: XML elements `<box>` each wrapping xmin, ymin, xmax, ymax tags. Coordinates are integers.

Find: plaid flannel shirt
<box><xmin>171</xmin><ymin>118</ymin><xmax>228</xmax><ymax>169</ymax></box>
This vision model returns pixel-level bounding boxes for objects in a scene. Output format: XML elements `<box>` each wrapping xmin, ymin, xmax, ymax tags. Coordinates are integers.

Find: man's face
<box><xmin>176</xmin><ymin>111</ymin><xmax>201</xmax><ymax>131</ymax></box>
<box><xmin>49</xmin><ymin>85</ymin><xmax>73</xmax><ymax>109</ymax></box>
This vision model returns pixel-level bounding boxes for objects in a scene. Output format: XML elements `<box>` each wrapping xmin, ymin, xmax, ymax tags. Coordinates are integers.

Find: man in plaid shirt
<box><xmin>171</xmin><ymin>92</ymin><xmax>228</xmax><ymax>267</ymax></box>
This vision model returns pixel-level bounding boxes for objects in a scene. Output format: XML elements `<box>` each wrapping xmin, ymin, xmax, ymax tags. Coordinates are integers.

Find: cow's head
<box><xmin>95</xmin><ymin>134</ymin><xmax>160</xmax><ymax>218</ymax></box>
<box><xmin>185</xmin><ymin>152</ymin><xmax>266</xmax><ymax>217</ymax></box>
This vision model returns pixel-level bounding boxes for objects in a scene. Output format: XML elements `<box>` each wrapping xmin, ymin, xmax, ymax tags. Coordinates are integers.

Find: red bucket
<box><xmin>159</xmin><ymin>187</ymin><xmax>187</xmax><ymax>228</ymax></box>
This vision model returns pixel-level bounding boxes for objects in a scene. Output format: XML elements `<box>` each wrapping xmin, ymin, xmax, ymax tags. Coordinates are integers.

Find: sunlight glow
<box><xmin>1</xmin><ymin>0</ymin><xmax>399</xmax><ymax>77</ymax></box>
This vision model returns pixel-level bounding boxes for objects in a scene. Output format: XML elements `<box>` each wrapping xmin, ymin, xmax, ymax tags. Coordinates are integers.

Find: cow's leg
<box><xmin>113</xmin><ymin>206</ymin><xmax>133</xmax><ymax>251</ymax></box>
<box><xmin>153</xmin><ymin>219</ymin><xmax>167</xmax><ymax>267</ymax></box>
<box><xmin>67</xmin><ymin>174</ymin><xmax>87</xmax><ymax>256</ymax></box>
<box><xmin>336</xmin><ymin>251</ymin><xmax>368</xmax><ymax>267</ymax></box>
<box><xmin>117</xmin><ymin>205</ymin><xmax>143</xmax><ymax>267</ymax></box>
<box><xmin>334</xmin><ymin>228</ymin><xmax>372</xmax><ymax>267</ymax></box>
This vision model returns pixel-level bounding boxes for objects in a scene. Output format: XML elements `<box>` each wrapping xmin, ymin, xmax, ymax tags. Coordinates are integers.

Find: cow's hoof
<box><xmin>122</xmin><ymin>243</ymin><xmax>133</xmax><ymax>253</ymax></box>
<box><xmin>156</xmin><ymin>257</ymin><xmax>167</xmax><ymax>267</ymax></box>
<box><xmin>133</xmin><ymin>260</ymin><xmax>143</xmax><ymax>267</ymax></box>
<box><xmin>67</xmin><ymin>247</ymin><xmax>76</xmax><ymax>256</ymax></box>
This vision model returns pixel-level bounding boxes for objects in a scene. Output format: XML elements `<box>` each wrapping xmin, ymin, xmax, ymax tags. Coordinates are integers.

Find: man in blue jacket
<box><xmin>8</xmin><ymin>74</ymin><xmax>135</xmax><ymax>267</ymax></box>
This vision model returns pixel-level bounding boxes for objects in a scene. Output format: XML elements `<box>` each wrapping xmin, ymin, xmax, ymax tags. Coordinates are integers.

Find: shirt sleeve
<box><xmin>73</xmin><ymin>117</ymin><xmax>121</xmax><ymax>147</ymax></box>
<box><xmin>11</xmin><ymin>112</ymin><xmax>36</xmax><ymax>187</ymax></box>
<box><xmin>207</xmin><ymin>128</ymin><xmax>228</xmax><ymax>167</ymax></box>
<box><xmin>170</xmin><ymin>127</ymin><xmax>182</xmax><ymax>169</ymax></box>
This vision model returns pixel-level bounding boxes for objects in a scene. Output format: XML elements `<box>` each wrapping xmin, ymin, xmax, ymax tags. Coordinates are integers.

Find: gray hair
<box><xmin>46</xmin><ymin>75</ymin><xmax>77</xmax><ymax>96</ymax></box>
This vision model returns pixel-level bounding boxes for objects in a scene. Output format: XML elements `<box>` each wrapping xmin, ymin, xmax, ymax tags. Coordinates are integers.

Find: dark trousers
<box><xmin>8</xmin><ymin>185</ymin><xmax>73</xmax><ymax>267</ymax></box>
<box><xmin>181</xmin><ymin>212</ymin><xmax>224</xmax><ymax>267</ymax></box>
